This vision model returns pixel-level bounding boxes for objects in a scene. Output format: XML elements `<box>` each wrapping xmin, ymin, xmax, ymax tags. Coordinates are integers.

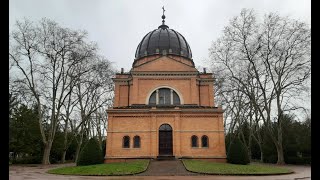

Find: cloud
<box><xmin>9</xmin><ymin>0</ymin><xmax>310</xmax><ymax>71</ymax></box>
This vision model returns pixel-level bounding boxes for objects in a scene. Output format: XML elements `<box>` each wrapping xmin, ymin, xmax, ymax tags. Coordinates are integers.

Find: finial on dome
<box><xmin>158</xmin><ymin>6</ymin><xmax>169</xmax><ymax>29</ymax></box>
<box><xmin>162</xmin><ymin>6</ymin><xmax>166</xmax><ymax>25</ymax></box>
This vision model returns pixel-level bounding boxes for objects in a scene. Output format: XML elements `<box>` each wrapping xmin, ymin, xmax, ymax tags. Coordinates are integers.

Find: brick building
<box><xmin>105</xmin><ymin>12</ymin><xmax>226</xmax><ymax>162</ymax></box>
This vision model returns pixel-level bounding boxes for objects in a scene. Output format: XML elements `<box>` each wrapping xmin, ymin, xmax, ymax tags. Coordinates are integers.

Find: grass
<box><xmin>182</xmin><ymin>159</ymin><xmax>293</xmax><ymax>175</ymax></box>
<box><xmin>47</xmin><ymin>160</ymin><xmax>149</xmax><ymax>176</ymax></box>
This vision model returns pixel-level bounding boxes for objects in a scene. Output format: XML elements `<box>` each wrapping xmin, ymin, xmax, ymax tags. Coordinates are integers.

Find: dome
<box><xmin>134</xmin><ymin>24</ymin><xmax>193</xmax><ymax>61</ymax></box>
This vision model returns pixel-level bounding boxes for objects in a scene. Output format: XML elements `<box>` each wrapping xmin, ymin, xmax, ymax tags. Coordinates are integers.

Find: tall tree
<box><xmin>209</xmin><ymin>9</ymin><xmax>310</xmax><ymax>164</ymax></box>
<box><xmin>73</xmin><ymin>56</ymin><xmax>114</xmax><ymax>162</ymax></box>
<box><xmin>9</xmin><ymin>18</ymin><xmax>100</xmax><ymax>164</ymax></box>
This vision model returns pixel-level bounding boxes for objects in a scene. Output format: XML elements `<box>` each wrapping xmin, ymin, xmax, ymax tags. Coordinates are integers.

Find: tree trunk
<box><xmin>75</xmin><ymin>137</ymin><xmax>83</xmax><ymax>163</ymax></box>
<box><xmin>248</xmin><ymin>138</ymin><xmax>252</xmax><ymax>161</ymax></box>
<box><xmin>61</xmin><ymin>117</ymin><xmax>69</xmax><ymax>163</ymax></box>
<box><xmin>276</xmin><ymin>143</ymin><xmax>285</xmax><ymax>164</ymax></box>
<box><xmin>276</xmin><ymin>97</ymin><xmax>285</xmax><ymax>165</ymax></box>
<box><xmin>256</xmin><ymin>132</ymin><xmax>263</xmax><ymax>162</ymax></box>
<box><xmin>252</xmin><ymin>124</ymin><xmax>264</xmax><ymax>162</ymax></box>
<box><xmin>267</xmin><ymin>124</ymin><xmax>285</xmax><ymax>165</ymax></box>
<box><xmin>61</xmin><ymin>150</ymin><xmax>67</xmax><ymax>163</ymax></box>
<box><xmin>254</xmin><ymin>137</ymin><xmax>264</xmax><ymax>162</ymax></box>
<box><xmin>276</xmin><ymin>129</ymin><xmax>285</xmax><ymax>164</ymax></box>
<box><xmin>259</xmin><ymin>143</ymin><xmax>264</xmax><ymax>162</ymax></box>
<box><xmin>75</xmin><ymin>124</ymin><xmax>84</xmax><ymax>162</ymax></box>
<box><xmin>36</xmin><ymin>99</ymin><xmax>50</xmax><ymax>165</ymax></box>
<box><xmin>75</xmin><ymin>143</ymin><xmax>81</xmax><ymax>163</ymax></box>
<box><xmin>42</xmin><ymin>141</ymin><xmax>52</xmax><ymax>165</ymax></box>
<box><xmin>96</xmin><ymin>113</ymin><xmax>103</xmax><ymax>149</ymax></box>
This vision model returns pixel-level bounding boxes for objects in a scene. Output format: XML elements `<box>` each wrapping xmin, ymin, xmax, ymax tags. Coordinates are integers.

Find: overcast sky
<box><xmin>9</xmin><ymin>0</ymin><xmax>310</xmax><ymax>72</ymax></box>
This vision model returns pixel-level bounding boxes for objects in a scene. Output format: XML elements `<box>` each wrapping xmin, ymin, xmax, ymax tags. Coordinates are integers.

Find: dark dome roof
<box><xmin>134</xmin><ymin>24</ymin><xmax>193</xmax><ymax>61</ymax></box>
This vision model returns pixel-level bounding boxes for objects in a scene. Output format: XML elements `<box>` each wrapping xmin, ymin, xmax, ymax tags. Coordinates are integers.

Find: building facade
<box><xmin>105</xmin><ymin>14</ymin><xmax>226</xmax><ymax>162</ymax></box>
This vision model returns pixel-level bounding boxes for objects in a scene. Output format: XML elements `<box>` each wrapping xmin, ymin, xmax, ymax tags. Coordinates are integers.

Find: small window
<box><xmin>133</xmin><ymin>136</ymin><xmax>141</xmax><ymax>148</ymax></box>
<box><xmin>123</xmin><ymin>136</ymin><xmax>130</xmax><ymax>148</ymax></box>
<box><xmin>202</xmin><ymin>135</ymin><xmax>208</xmax><ymax>148</ymax></box>
<box><xmin>191</xmin><ymin>135</ymin><xmax>198</xmax><ymax>147</ymax></box>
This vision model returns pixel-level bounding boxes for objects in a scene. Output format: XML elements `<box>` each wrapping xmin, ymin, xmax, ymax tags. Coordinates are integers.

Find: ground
<box><xmin>9</xmin><ymin>160</ymin><xmax>311</xmax><ymax>180</ymax></box>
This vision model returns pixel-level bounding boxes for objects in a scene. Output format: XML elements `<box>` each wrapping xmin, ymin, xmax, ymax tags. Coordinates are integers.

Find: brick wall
<box><xmin>106</xmin><ymin>55</ymin><xmax>226</xmax><ymax>161</ymax></box>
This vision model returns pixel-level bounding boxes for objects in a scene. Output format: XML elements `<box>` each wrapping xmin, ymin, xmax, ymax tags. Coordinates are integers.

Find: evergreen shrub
<box><xmin>76</xmin><ymin>138</ymin><xmax>104</xmax><ymax>166</ymax></box>
<box><xmin>227</xmin><ymin>138</ymin><xmax>250</xmax><ymax>165</ymax></box>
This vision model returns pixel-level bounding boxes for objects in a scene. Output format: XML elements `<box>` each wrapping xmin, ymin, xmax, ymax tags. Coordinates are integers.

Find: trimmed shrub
<box><xmin>76</xmin><ymin>138</ymin><xmax>104</xmax><ymax>166</ymax></box>
<box><xmin>227</xmin><ymin>138</ymin><xmax>250</xmax><ymax>165</ymax></box>
<box><xmin>263</xmin><ymin>155</ymin><xmax>278</xmax><ymax>164</ymax></box>
<box><xmin>285</xmin><ymin>156</ymin><xmax>311</xmax><ymax>165</ymax></box>
<box><xmin>12</xmin><ymin>155</ymin><xmax>42</xmax><ymax>164</ymax></box>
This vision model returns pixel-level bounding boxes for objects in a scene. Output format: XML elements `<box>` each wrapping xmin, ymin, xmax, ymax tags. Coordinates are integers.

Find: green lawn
<box><xmin>182</xmin><ymin>159</ymin><xmax>293</xmax><ymax>175</ymax></box>
<box><xmin>47</xmin><ymin>160</ymin><xmax>149</xmax><ymax>176</ymax></box>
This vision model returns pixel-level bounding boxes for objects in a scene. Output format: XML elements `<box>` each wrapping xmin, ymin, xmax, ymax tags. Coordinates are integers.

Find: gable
<box><xmin>133</xmin><ymin>56</ymin><xmax>198</xmax><ymax>72</ymax></box>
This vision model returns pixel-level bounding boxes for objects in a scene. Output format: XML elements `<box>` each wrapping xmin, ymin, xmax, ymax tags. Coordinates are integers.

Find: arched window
<box><xmin>133</xmin><ymin>136</ymin><xmax>141</xmax><ymax>148</ymax></box>
<box><xmin>201</xmin><ymin>135</ymin><xmax>209</xmax><ymax>148</ymax></box>
<box><xmin>159</xmin><ymin>124</ymin><xmax>172</xmax><ymax>131</ymax></box>
<box><xmin>191</xmin><ymin>135</ymin><xmax>198</xmax><ymax>147</ymax></box>
<box><xmin>148</xmin><ymin>88</ymin><xmax>180</xmax><ymax>105</ymax></box>
<box><xmin>123</xmin><ymin>136</ymin><xmax>130</xmax><ymax>148</ymax></box>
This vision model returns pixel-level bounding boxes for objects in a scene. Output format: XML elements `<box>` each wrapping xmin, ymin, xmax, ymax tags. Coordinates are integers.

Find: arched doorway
<box><xmin>158</xmin><ymin>124</ymin><xmax>173</xmax><ymax>156</ymax></box>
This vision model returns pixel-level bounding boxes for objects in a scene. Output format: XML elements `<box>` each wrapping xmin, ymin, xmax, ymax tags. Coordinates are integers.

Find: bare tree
<box><xmin>91</xmin><ymin>107</ymin><xmax>109</xmax><ymax>149</ymax></box>
<box><xmin>73</xmin><ymin>56</ymin><xmax>114</xmax><ymax>162</ymax></box>
<box><xmin>60</xmin><ymin>88</ymin><xmax>78</xmax><ymax>163</ymax></box>
<box><xmin>209</xmin><ymin>9</ymin><xmax>310</xmax><ymax>164</ymax></box>
<box><xmin>211</xmin><ymin>55</ymin><xmax>254</xmax><ymax>158</ymax></box>
<box><xmin>9</xmin><ymin>18</ymin><xmax>98</xmax><ymax>164</ymax></box>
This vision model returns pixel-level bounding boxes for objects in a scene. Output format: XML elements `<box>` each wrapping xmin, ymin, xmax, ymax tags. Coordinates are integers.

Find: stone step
<box><xmin>156</xmin><ymin>155</ymin><xmax>176</xmax><ymax>161</ymax></box>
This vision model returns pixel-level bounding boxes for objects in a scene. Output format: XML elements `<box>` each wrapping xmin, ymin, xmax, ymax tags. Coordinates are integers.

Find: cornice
<box><xmin>131</xmin><ymin>71</ymin><xmax>198</xmax><ymax>76</ymax></box>
<box><xmin>107</xmin><ymin>130</ymin><xmax>224</xmax><ymax>133</ymax></box>
<box><xmin>107</xmin><ymin>108</ymin><xmax>224</xmax><ymax>114</ymax></box>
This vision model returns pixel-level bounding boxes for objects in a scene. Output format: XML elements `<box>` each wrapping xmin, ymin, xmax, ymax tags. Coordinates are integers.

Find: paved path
<box><xmin>9</xmin><ymin>161</ymin><xmax>311</xmax><ymax>180</ymax></box>
<box><xmin>137</xmin><ymin>159</ymin><xmax>197</xmax><ymax>176</ymax></box>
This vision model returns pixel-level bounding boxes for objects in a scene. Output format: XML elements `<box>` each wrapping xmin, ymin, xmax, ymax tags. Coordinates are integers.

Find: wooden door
<box><xmin>159</xmin><ymin>124</ymin><xmax>173</xmax><ymax>156</ymax></box>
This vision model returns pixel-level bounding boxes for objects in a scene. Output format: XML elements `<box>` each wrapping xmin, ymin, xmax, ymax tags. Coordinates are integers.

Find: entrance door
<box><xmin>159</xmin><ymin>124</ymin><xmax>173</xmax><ymax>156</ymax></box>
